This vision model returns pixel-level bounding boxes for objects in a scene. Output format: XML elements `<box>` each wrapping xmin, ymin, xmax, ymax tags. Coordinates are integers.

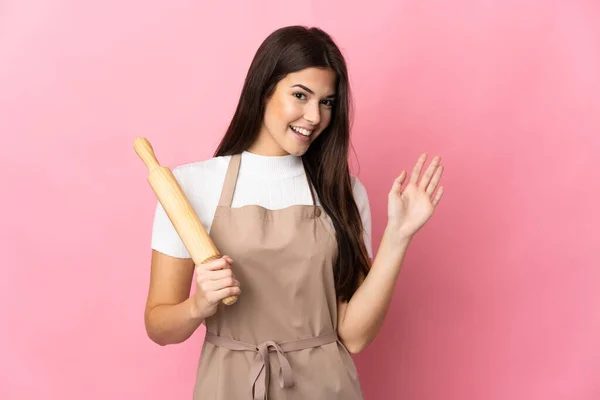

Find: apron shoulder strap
<box><xmin>217</xmin><ymin>153</ymin><xmax>241</xmax><ymax>207</ymax></box>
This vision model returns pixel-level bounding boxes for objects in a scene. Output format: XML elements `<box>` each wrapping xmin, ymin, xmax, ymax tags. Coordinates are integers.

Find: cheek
<box><xmin>274</xmin><ymin>97</ymin><xmax>302</xmax><ymax>122</ymax></box>
<box><xmin>264</xmin><ymin>98</ymin><xmax>283</xmax><ymax>129</ymax></box>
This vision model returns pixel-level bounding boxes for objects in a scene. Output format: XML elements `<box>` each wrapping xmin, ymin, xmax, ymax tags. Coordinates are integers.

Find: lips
<box><xmin>290</xmin><ymin>125</ymin><xmax>313</xmax><ymax>137</ymax></box>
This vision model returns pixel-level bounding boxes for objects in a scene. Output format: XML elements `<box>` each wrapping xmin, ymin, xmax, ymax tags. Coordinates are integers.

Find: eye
<box><xmin>321</xmin><ymin>99</ymin><xmax>335</xmax><ymax>108</ymax></box>
<box><xmin>292</xmin><ymin>92</ymin><xmax>307</xmax><ymax>100</ymax></box>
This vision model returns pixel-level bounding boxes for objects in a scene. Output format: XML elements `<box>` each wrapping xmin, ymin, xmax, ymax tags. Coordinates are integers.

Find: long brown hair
<box><xmin>214</xmin><ymin>26</ymin><xmax>370</xmax><ymax>302</ymax></box>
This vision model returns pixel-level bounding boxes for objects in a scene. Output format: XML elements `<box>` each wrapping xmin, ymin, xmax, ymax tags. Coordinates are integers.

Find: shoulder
<box><xmin>350</xmin><ymin>175</ymin><xmax>369</xmax><ymax>203</ymax></box>
<box><xmin>170</xmin><ymin>155</ymin><xmax>232</xmax><ymax>187</ymax></box>
<box><xmin>350</xmin><ymin>175</ymin><xmax>371</xmax><ymax>220</ymax></box>
<box><xmin>350</xmin><ymin>175</ymin><xmax>373</xmax><ymax>258</ymax></box>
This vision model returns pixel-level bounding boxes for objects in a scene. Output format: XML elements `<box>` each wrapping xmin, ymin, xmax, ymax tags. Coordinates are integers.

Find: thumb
<box><xmin>390</xmin><ymin>171</ymin><xmax>406</xmax><ymax>195</ymax></box>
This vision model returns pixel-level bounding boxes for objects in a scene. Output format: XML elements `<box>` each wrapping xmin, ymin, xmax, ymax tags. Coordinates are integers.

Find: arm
<box><xmin>144</xmin><ymin>166</ymin><xmax>241</xmax><ymax>345</ymax></box>
<box><xmin>337</xmin><ymin>228</ymin><xmax>410</xmax><ymax>354</ymax></box>
<box><xmin>337</xmin><ymin>153</ymin><xmax>445</xmax><ymax>354</ymax></box>
<box><xmin>144</xmin><ymin>250</ymin><xmax>203</xmax><ymax>346</ymax></box>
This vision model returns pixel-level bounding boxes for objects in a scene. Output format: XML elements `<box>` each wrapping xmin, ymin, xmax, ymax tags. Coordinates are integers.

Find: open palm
<box><xmin>388</xmin><ymin>153</ymin><xmax>445</xmax><ymax>239</ymax></box>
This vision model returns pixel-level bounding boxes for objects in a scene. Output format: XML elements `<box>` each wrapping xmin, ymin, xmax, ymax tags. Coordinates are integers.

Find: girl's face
<box><xmin>250</xmin><ymin>67</ymin><xmax>337</xmax><ymax>156</ymax></box>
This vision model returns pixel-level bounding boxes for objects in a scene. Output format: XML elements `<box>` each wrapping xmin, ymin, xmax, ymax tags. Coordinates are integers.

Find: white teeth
<box><xmin>290</xmin><ymin>126</ymin><xmax>312</xmax><ymax>136</ymax></box>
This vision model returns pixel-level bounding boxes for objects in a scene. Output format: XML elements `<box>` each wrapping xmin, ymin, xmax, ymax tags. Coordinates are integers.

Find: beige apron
<box><xmin>193</xmin><ymin>154</ymin><xmax>365</xmax><ymax>399</ymax></box>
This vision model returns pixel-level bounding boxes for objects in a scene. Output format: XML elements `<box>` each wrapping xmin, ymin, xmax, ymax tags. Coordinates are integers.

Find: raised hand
<box><xmin>387</xmin><ymin>153</ymin><xmax>445</xmax><ymax>241</ymax></box>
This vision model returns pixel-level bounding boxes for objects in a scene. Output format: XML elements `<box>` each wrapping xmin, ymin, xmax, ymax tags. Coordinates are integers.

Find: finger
<box><xmin>409</xmin><ymin>153</ymin><xmax>428</xmax><ymax>185</ymax></box>
<box><xmin>207</xmin><ymin>268</ymin><xmax>234</xmax><ymax>281</ymax></box>
<box><xmin>198</xmin><ymin>276</ymin><xmax>239</xmax><ymax>292</ymax></box>
<box><xmin>426</xmin><ymin>164</ymin><xmax>444</xmax><ymax>196</ymax></box>
<box><xmin>419</xmin><ymin>155</ymin><xmax>441</xmax><ymax>190</ymax></box>
<box><xmin>209</xmin><ymin>286</ymin><xmax>241</xmax><ymax>304</ymax></box>
<box><xmin>390</xmin><ymin>171</ymin><xmax>406</xmax><ymax>194</ymax></box>
<box><xmin>212</xmin><ymin>277</ymin><xmax>240</xmax><ymax>291</ymax></box>
<box><xmin>432</xmin><ymin>186</ymin><xmax>444</xmax><ymax>207</ymax></box>
<box><xmin>197</xmin><ymin>257</ymin><xmax>232</xmax><ymax>272</ymax></box>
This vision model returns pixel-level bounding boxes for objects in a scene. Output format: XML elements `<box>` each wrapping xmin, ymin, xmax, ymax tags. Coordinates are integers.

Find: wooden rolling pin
<box><xmin>134</xmin><ymin>137</ymin><xmax>238</xmax><ymax>306</ymax></box>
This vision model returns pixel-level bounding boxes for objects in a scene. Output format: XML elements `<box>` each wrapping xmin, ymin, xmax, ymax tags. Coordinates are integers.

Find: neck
<box><xmin>239</xmin><ymin>150</ymin><xmax>304</xmax><ymax>178</ymax></box>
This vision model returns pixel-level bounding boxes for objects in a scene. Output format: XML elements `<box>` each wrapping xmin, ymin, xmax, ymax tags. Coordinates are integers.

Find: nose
<box><xmin>303</xmin><ymin>101</ymin><xmax>321</xmax><ymax>126</ymax></box>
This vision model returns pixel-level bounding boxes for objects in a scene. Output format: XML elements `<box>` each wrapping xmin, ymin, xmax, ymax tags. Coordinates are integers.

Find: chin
<box><xmin>284</xmin><ymin>145</ymin><xmax>310</xmax><ymax>157</ymax></box>
<box><xmin>277</xmin><ymin>129</ymin><xmax>315</xmax><ymax>156</ymax></box>
<box><xmin>277</xmin><ymin>139</ymin><xmax>309</xmax><ymax>156</ymax></box>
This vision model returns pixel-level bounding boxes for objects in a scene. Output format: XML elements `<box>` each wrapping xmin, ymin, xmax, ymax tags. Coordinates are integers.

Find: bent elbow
<box><xmin>144</xmin><ymin>313</ymin><xmax>169</xmax><ymax>346</ymax></box>
<box><xmin>145</xmin><ymin>323</ymin><xmax>167</xmax><ymax>346</ymax></box>
<box><xmin>146</xmin><ymin>330</ymin><xmax>169</xmax><ymax>346</ymax></box>
<box><xmin>340</xmin><ymin>336</ymin><xmax>370</xmax><ymax>355</ymax></box>
<box><xmin>346</xmin><ymin>342</ymin><xmax>366</xmax><ymax>355</ymax></box>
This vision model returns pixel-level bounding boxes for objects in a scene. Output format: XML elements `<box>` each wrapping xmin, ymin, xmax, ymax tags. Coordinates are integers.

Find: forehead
<box><xmin>280</xmin><ymin>67</ymin><xmax>336</xmax><ymax>94</ymax></box>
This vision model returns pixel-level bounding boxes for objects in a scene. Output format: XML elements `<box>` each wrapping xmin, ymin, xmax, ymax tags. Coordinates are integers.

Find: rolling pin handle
<box><xmin>134</xmin><ymin>137</ymin><xmax>160</xmax><ymax>171</ymax></box>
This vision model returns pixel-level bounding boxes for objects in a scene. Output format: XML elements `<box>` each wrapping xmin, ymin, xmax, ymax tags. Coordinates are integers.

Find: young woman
<box><xmin>144</xmin><ymin>25</ymin><xmax>444</xmax><ymax>399</ymax></box>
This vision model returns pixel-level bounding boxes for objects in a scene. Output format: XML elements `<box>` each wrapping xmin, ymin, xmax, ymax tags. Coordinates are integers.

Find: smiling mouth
<box><xmin>290</xmin><ymin>125</ymin><xmax>313</xmax><ymax>137</ymax></box>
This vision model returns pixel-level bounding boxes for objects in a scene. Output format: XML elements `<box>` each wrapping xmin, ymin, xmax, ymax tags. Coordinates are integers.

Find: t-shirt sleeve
<box><xmin>150</xmin><ymin>166</ymin><xmax>192</xmax><ymax>259</ymax></box>
<box><xmin>351</xmin><ymin>176</ymin><xmax>373</xmax><ymax>260</ymax></box>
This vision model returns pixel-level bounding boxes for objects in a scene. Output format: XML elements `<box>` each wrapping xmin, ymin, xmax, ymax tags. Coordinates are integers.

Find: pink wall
<box><xmin>1</xmin><ymin>1</ymin><xmax>598</xmax><ymax>399</ymax></box>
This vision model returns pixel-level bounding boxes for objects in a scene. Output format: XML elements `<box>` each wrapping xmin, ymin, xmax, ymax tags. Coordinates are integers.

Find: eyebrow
<box><xmin>291</xmin><ymin>84</ymin><xmax>336</xmax><ymax>99</ymax></box>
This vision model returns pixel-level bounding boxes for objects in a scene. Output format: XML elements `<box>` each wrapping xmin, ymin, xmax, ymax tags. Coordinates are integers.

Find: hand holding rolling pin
<box><xmin>192</xmin><ymin>255</ymin><xmax>241</xmax><ymax>319</ymax></box>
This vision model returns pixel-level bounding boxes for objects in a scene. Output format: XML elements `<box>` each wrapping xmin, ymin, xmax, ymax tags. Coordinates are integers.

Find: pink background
<box><xmin>1</xmin><ymin>1</ymin><xmax>598</xmax><ymax>399</ymax></box>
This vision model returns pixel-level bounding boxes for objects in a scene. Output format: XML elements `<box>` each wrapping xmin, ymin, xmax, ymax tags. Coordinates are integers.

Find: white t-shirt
<box><xmin>150</xmin><ymin>151</ymin><xmax>372</xmax><ymax>260</ymax></box>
